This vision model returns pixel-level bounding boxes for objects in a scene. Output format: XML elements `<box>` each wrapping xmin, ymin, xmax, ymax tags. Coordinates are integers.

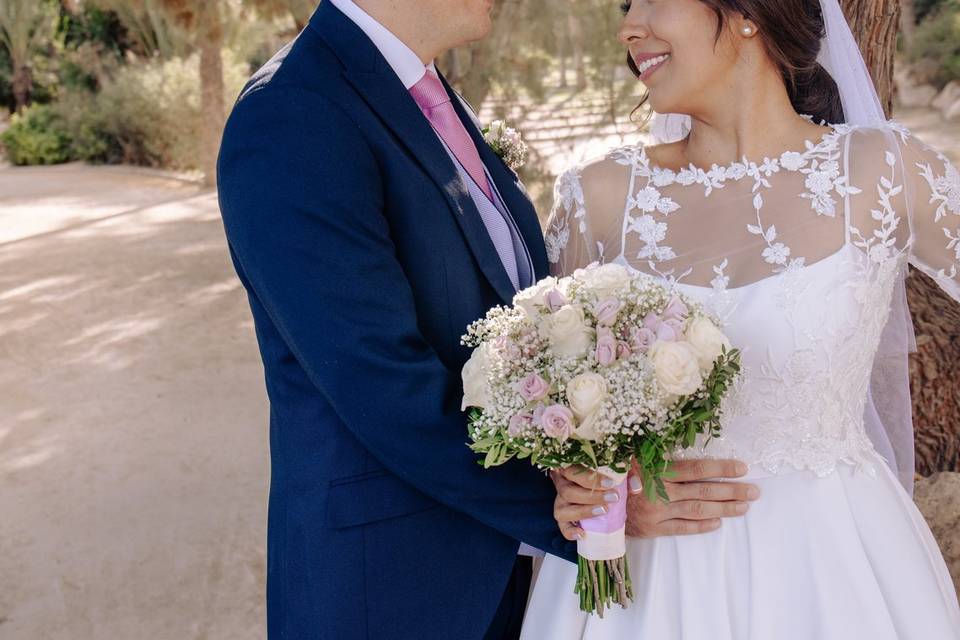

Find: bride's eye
<box><xmin>620</xmin><ymin>1</ymin><xmax>632</xmax><ymax>14</ymax></box>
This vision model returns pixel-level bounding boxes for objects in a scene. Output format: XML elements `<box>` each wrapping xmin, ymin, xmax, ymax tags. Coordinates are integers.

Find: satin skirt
<box><xmin>521</xmin><ymin>453</ymin><xmax>960</xmax><ymax>639</ymax></box>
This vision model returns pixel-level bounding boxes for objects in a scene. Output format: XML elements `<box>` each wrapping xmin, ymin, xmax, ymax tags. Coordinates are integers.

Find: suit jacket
<box><xmin>216</xmin><ymin>2</ymin><xmax>578</xmax><ymax>638</ymax></box>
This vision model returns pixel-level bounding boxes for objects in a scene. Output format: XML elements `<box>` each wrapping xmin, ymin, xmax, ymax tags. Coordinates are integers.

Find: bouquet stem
<box><xmin>574</xmin><ymin>467</ymin><xmax>632</xmax><ymax>616</ymax></box>
<box><xmin>575</xmin><ymin>554</ymin><xmax>633</xmax><ymax>617</ymax></box>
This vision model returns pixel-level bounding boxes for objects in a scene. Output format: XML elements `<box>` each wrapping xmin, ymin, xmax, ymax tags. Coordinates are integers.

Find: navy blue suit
<box><xmin>217</xmin><ymin>2</ymin><xmax>577</xmax><ymax>638</ymax></box>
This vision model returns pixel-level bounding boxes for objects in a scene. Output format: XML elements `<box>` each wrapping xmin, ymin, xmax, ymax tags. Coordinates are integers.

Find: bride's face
<box><xmin>618</xmin><ymin>0</ymin><xmax>750</xmax><ymax>117</ymax></box>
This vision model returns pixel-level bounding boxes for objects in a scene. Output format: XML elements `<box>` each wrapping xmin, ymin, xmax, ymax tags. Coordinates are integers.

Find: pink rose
<box><xmin>657</xmin><ymin>318</ymin><xmax>684</xmax><ymax>342</ymax></box>
<box><xmin>493</xmin><ymin>335</ymin><xmax>521</xmax><ymax>360</ymax></box>
<box><xmin>616</xmin><ymin>341</ymin><xmax>632</xmax><ymax>360</ymax></box>
<box><xmin>545</xmin><ymin>289</ymin><xmax>567</xmax><ymax>313</ymax></box>
<box><xmin>538</xmin><ymin>405</ymin><xmax>575</xmax><ymax>441</ymax></box>
<box><xmin>596</xmin><ymin>333</ymin><xmax>617</xmax><ymax>366</ymax></box>
<box><xmin>663</xmin><ymin>296</ymin><xmax>689</xmax><ymax>321</ymax></box>
<box><xmin>517</xmin><ymin>372</ymin><xmax>550</xmax><ymax>402</ymax></box>
<box><xmin>508</xmin><ymin>413</ymin><xmax>533</xmax><ymax>437</ymax></box>
<box><xmin>631</xmin><ymin>327</ymin><xmax>657</xmax><ymax>353</ymax></box>
<box><xmin>593</xmin><ymin>298</ymin><xmax>622</xmax><ymax>327</ymax></box>
<box><xmin>643</xmin><ymin>312</ymin><xmax>662</xmax><ymax>332</ymax></box>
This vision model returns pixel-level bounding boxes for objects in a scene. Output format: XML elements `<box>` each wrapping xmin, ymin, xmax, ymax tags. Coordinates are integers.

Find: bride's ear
<box><xmin>735</xmin><ymin>16</ymin><xmax>759</xmax><ymax>38</ymax></box>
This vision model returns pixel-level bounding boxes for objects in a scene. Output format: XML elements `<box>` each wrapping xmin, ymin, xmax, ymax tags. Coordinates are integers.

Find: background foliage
<box><xmin>0</xmin><ymin>0</ymin><xmax>957</xmax><ymax>189</ymax></box>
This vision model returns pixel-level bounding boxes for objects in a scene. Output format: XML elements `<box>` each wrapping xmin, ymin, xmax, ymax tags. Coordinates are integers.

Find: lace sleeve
<box><xmin>902</xmin><ymin>132</ymin><xmax>960</xmax><ymax>303</ymax></box>
<box><xmin>544</xmin><ymin>152</ymin><xmax>634</xmax><ymax>277</ymax></box>
<box><xmin>544</xmin><ymin>166</ymin><xmax>597</xmax><ymax>276</ymax></box>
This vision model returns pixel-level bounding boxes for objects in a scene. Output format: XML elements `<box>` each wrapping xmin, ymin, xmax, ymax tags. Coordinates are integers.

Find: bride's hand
<box><xmin>625</xmin><ymin>459</ymin><xmax>761</xmax><ymax>537</ymax></box>
<box><xmin>550</xmin><ymin>466</ymin><xmax>644</xmax><ymax>541</ymax></box>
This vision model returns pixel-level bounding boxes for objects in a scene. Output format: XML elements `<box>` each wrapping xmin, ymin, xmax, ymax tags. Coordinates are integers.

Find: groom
<box><xmin>218</xmin><ymin>0</ymin><xmax>757</xmax><ymax>637</ymax></box>
<box><xmin>217</xmin><ymin>0</ymin><xmax>578</xmax><ymax>637</ymax></box>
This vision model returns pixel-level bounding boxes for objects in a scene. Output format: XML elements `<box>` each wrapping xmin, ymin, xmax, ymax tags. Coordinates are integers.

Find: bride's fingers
<box><xmin>557</xmin><ymin>478</ymin><xmax>616</xmax><ymax>506</ymax></box>
<box><xmin>666</xmin><ymin>499</ymin><xmax>751</xmax><ymax>520</ymax></box>
<box><xmin>654</xmin><ymin>518</ymin><xmax>722</xmax><ymax>536</ymax></box>
<box><xmin>666</xmin><ymin>459</ymin><xmax>748</xmax><ymax>482</ymax></box>
<box><xmin>554</xmin><ymin>497</ymin><xmax>610</xmax><ymax>524</ymax></box>
<box><xmin>666</xmin><ymin>480</ymin><xmax>761</xmax><ymax>503</ymax></box>
<box><xmin>559</xmin><ymin>465</ymin><xmax>613</xmax><ymax>491</ymax></box>
<box><xmin>559</xmin><ymin>520</ymin><xmax>585</xmax><ymax>541</ymax></box>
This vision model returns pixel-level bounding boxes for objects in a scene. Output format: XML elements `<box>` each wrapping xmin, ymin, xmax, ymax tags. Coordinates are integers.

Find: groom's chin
<box><xmin>466</xmin><ymin>0</ymin><xmax>495</xmax><ymax>38</ymax></box>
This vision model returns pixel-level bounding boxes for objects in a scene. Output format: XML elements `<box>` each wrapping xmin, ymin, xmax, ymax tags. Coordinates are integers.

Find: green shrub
<box><xmin>1</xmin><ymin>50</ymin><xmax>248</xmax><ymax>169</ymax></box>
<box><xmin>908</xmin><ymin>1</ymin><xmax>960</xmax><ymax>89</ymax></box>
<box><xmin>1</xmin><ymin>104</ymin><xmax>71</xmax><ymax>165</ymax></box>
<box><xmin>78</xmin><ymin>50</ymin><xmax>248</xmax><ymax>169</ymax></box>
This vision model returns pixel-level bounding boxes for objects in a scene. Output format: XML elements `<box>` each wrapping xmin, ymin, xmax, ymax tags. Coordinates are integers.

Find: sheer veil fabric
<box><xmin>649</xmin><ymin>0</ymin><xmax>918</xmax><ymax>492</ymax></box>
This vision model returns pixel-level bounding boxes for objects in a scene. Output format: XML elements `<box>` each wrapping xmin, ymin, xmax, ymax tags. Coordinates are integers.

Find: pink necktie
<box><xmin>409</xmin><ymin>69</ymin><xmax>494</xmax><ymax>201</ymax></box>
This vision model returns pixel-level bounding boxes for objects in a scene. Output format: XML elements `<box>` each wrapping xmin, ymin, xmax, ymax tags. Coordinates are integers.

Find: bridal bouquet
<box><xmin>461</xmin><ymin>263</ymin><xmax>742</xmax><ymax>616</ymax></box>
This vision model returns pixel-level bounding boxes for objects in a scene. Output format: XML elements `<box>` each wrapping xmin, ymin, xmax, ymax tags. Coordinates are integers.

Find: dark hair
<box><xmin>626</xmin><ymin>0</ymin><xmax>845</xmax><ymax>125</ymax></box>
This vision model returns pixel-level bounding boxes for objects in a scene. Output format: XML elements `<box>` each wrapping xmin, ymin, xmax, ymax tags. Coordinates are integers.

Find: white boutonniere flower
<box><xmin>482</xmin><ymin>120</ymin><xmax>528</xmax><ymax>171</ymax></box>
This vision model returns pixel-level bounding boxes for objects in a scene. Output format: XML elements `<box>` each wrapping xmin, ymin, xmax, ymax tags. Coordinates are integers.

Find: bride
<box><xmin>521</xmin><ymin>0</ymin><xmax>960</xmax><ymax>637</ymax></box>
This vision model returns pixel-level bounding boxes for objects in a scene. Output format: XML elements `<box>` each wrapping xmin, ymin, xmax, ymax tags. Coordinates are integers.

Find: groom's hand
<box><xmin>625</xmin><ymin>459</ymin><xmax>760</xmax><ymax>538</ymax></box>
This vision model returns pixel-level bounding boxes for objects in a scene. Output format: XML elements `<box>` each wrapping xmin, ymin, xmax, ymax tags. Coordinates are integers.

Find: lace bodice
<box><xmin>545</xmin><ymin>122</ymin><xmax>960</xmax><ymax>478</ymax></box>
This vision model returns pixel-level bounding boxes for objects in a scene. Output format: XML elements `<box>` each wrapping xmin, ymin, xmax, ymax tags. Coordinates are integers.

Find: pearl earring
<box><xmin>742</xmin><ymin>26</ymin><xmax>754</xmax><ymax>36</ymax></box>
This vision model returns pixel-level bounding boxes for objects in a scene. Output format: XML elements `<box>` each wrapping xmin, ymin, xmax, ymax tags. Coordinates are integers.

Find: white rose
<box><xmin>566</xmin><ymin>373</ymin><xmax>608</xmax><ymax>420</ymax></box>
<box><xmin>539</xmin><ymin>304</ymin><xmax>595</xmax><ymax>358</ymax></box>
<box><xmin>575</xmin><ymin>263</ymin><xmax>631</xmax><ymax>297</ymax></box>
<box><xmin>573</xmin><ymin>411</ymin><xmax>602</xmax><ymax>442</ymax></box>
<box><xmin>513</xmin><ymin>276</ymin><xmax>558</xmax><ymax>317</ymax></box>
<box><xmin>650</xmin><ymin>340</ymin><xmax>703</xmax><ymax>397</ymax></box>
<box><xmin>685</xmin><ymin>316</ymin><xmax>732</xmax><ymax>372</ymax></box>
<box><xmin>461</xmin><ymin>344</ymin><xmax>492</xmax><ymax>410</ymax></box>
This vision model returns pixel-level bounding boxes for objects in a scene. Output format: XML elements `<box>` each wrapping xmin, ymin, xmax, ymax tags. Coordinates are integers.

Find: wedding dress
<box><xmin>520</xmin><ymin>120</ymin><xmax>960</xmax><ymax>639</ymax></box>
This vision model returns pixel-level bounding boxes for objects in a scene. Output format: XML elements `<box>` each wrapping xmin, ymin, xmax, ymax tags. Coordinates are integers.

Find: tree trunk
<box><xmin>841</xmin><ymin>0</ymin><xmax>960</xmax><ymax>476</ymax></box>
<box><xmin>839</xmin><ymin>0</ymin><xmax>900</xmax><ymax>116</ymax></box>
<box><xmin>558</xmin><ymin>12</ymin><xmax>569</xmax><ymax>89</ymax></box>
<box><xmin>11</xmin><ymin>63</ymin><xmax>32</xmax><ymax>114</ymax></box>
<box><xmin>567</xmin><ymin>13</ymin><xmax>586</xmax><ymax>91</ymax></box>
<box><xmin>198</xmin><ymin>3</ymin><xmax>225</xmax><ymax>187</ymax></box>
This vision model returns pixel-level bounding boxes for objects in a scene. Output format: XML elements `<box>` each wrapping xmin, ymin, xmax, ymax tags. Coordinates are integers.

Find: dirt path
<box><xmin>0</xmin><ymin>164</ymin><xmax>268</xmax><ymax>639</ymax></box>
<box><xmin>0</xmin><ymin>106</ymin><xmax>957</xmax><ymax>639</ymax></box>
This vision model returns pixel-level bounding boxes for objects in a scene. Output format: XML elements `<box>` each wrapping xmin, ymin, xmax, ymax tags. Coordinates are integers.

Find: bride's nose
<box><xmin>618</xmin><ymin>5</ymin><xmax>651</xmax><ymax>46</ymax></box>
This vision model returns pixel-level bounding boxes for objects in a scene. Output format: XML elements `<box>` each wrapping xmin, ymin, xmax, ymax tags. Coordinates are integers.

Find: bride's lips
<box><xmin>632</xmin><ymin>51</ymin><xmax>671</xmax><ymax>82</ymax></box>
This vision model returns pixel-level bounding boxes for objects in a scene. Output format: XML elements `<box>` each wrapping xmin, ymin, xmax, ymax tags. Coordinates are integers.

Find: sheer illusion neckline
<box><xmin>637</xmin><ymin>122</ymin><xmax>844</xmax><ymax>180</ymax></box>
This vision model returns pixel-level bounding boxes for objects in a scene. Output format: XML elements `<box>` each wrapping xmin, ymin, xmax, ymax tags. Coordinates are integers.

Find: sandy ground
<box><xmin>0</xmin><ymin>164</ymin><xmax>268</xmax><ymax>639</ymax></box>
<box><xmin>1</xmin><ymin>107</ymin><xmax>958</xmax><ymax>639</ymax></box>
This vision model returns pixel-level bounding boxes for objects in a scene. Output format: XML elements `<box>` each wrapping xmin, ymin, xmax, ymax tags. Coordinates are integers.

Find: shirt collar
<box><xmin>329</xmin><ymin>0</ymin><xmax>436</xmax><ymax>89</ymax></box>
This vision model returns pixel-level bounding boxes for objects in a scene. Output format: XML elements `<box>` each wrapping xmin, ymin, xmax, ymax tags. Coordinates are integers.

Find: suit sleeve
<box><xmin>217</xmin><ymin>85</ymin><xmax>576</xmax><ymax>561</ymax></box>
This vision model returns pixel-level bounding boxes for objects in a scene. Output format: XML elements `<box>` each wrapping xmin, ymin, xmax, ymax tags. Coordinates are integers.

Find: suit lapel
<box><xmin>439</xmin><ymin>73</ymin><xmax>550</xmax><ymax>281</ymax></box>
<box><xmin>310</xmin><ymin>2</ymin><xmax>518</xmax><ymax>304</ymax></box>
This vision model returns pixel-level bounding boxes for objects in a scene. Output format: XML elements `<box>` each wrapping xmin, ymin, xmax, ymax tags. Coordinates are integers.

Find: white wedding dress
<box><xmin>521</xmin><ymin>121</ymin><xmax>960</xmax><ymax>639</ymax></box>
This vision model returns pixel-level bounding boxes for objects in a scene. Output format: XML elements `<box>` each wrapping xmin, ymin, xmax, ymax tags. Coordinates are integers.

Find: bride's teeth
<box><xmin>638</xmin><ymin>54</ymin><xmax>669</xmax><ymax>74</ymax></box>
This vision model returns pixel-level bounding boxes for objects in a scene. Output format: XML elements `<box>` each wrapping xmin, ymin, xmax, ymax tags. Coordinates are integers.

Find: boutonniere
<box><xmin>482</xmin><ymin>120</ymin><xmax>528</xmax><ymax>171</ymax></box>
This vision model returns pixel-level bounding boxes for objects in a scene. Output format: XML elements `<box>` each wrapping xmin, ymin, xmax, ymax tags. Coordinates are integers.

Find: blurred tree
<box><xmin>842</xmin><ymin>0</ymin><xmax>901</xmax><ymax>115</ymax></box>
<box><xmin>89</xmin><ymin>0</ymin><xmax>312</xmax><ymax>185</ymax></box>
<box><xmin>0</xmin><ymin>0</ymin><xmax>56</xmax><ymax>113</ymax></box>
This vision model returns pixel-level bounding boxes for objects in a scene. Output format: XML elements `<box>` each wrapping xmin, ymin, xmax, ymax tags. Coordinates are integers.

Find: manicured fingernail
<box><xmin>592</xmin><ymin>505</ymin><xmax>607</xmax><ymax>516</ymax></box>
<box><xmin>604</xmin><ymin>491</ymin><xmax>619</xmax><ymax>503</ymax></box>
<box><xmin>629</xmin><ymin>476</ymin><xmax>642</xmax><ymax>493</ymax></box>
<box><xmin>601</xmin><ymin>478</ymin><xmax>615</xmax><ymax>489</ymax></box>
<box><xmin>747</xmin><ymin>486</ymin><xmax>761</xmax><ymax>500</ymax></box>
<box><xmin>735</xmin><ymin>503</ymin><xmax>749</xmax><ymax>514</ymax></box>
